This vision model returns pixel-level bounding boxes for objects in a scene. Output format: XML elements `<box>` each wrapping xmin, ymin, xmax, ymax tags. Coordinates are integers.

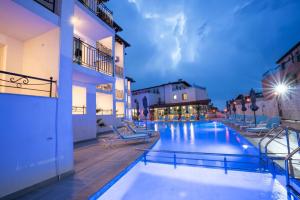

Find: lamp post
<box><xmin>274</xmin><ymin>83</ymin><xmax>289</xmax><ymax>120</ymax></box>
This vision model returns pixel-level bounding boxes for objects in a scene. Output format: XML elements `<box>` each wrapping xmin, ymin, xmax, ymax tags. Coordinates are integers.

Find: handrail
<box><xmin>34</xmin><ymin>0</ymin><xmax>56</xmax><ymax>13</ymax></box>
<box><xmin>136</xmin><ymin>148</ymin><xmax>284</xmax><ymax>173</ymax></box>
<box><xmin>72</xmin><ymin>106</ymin><xmax>86</xmax><ymax>114</ymax></box>
<box><xmin>78</xmin><ymin>0</ymin><xmax>113</xmax><ymax>28</ymax></box>
<box><xmin>285</xmin><ymin>147</ymin><xmax>300</xmax><ymax>186</ymax></box>
<box><xmin>258</xmin><ymin>126</ymin><xmax>284</xmax><ymax>153</ymax></box>
<box><xmin>0</xmin><ymin>70</ymin><xmax>56</xmax><ymax>97</ymax></box>
<box><xmin>73</xmin><ymin>37</ymin><xmax>113</xmax><ymax>76</ymax></box>
<box><xmin>263</xmin><ymin>128</ymin><xmax>286</xmax><ymax>154</ymax></box>
<box><xmin>137</xmin><ymin>148</ymin><xmax>263</xmax><ymax>158</ymax></box>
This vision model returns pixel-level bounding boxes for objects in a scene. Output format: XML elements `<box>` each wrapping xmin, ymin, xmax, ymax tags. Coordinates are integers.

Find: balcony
<box><xmin>78</xmin><ymin>0</ymin><xmax>113</xmax><ymax>29</ymax></box>
<box><xmin>0</xmin><ymin>70</ymin><xmax>56</xmax><ymax>97</ymax></box>
<box><xmin>115</xmin><ymin>65</ymin><xmax>124</xmax><ymax>78</ymax></box>
<box><xmin>97</xmin><ymin>42</ymin><xmax>112</xmax><ymax>56</ymax></box>
<box><xmin>73</xmin><ymin>37</ymin><xmax>113</xmax><ymax>76</ymax></box>
<box><xmin>96</xmin><ymin>83</ymin><xmax>112</xmax><ymax>92</ymax></box>
<box><xmin>116</xmin><ymin>89</ymin><xmax>124</xmax><ymax>100</ymax></box>
<box><xmin>96</xmin><ymin>108</ymin><xmax>113</xmax><ymax>115</ymax></box>
<box><xmin>72</xmin><ymin>106</ymin><xmax>86</xmax><ymax>114</ymax></box>
<box><xmin>34</xmin><ymin>0</ymin><xmax>56</xmax><ymax>13</ymax></box>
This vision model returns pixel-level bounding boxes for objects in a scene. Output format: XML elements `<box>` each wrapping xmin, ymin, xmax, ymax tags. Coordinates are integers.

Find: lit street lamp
<box><xmin>274</xmin><ymin>83</ymin><xmax>289</xmax><ymax>118</ymax></box>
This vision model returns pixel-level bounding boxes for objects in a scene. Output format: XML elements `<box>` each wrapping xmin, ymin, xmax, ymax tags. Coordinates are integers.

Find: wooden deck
<box><xmin>17</xmin><ymin>132</ymin><xmax>159</xmax><ymax>200</ymax></box>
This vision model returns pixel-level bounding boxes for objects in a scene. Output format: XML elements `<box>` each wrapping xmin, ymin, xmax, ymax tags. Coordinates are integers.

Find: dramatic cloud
<box><xmin>108</xmin><ymin>0</ymin><xmax>300</xmax><ymax>108</ymax></box>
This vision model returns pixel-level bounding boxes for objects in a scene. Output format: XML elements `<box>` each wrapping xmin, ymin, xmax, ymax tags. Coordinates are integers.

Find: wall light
<box><xmin>70</xmin><ymin>16</ymin><xmax>81</xmax><ymax>26</ymax></box>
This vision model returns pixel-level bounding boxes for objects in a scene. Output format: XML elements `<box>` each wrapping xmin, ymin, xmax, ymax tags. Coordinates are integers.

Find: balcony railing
<box><xmin>73</xmin><ymin>37</ymin><xmax>113</xmax><ymax>76</ymax></box>
<box><xmin>116</xmin><ymin>89</ymin><xmax>124</xmax><ymax>100</ymax></box>
<box><xmin>78</xmin><ymin>0</ymin><xmax>113</xmax><ymax>28</ymax></box>
<box><xmin>96</xmin><ymin>42</ymin><xmax>112</xmax><ymax>56</ymax></box>
<box><xmin>72</xmin><ymin>106</ymin><xmax>86</xmax><ymax>114</ymax></box>
<box><xmin>115</xmin><ymin>65</ymin><xmax>124</xmax><ymax>78</ymax></box>
<box><xmin>0</xmin><ymin>70</ymin><xmax>56</xmax><ymax>97</ymax></box>
<box><xmin>34</xmin><ymin>0</ymin><xmax>56</xmax><ymax>13</ymax></box>
<box><xmin>96</xmin><ymin>108</ymin><xmax>113</xmax><ymax>115</ymax></box>
<box><xmin>96</xmin><ymin>83</ymin><xmax>112</xmax><ymax>92</ymax></box>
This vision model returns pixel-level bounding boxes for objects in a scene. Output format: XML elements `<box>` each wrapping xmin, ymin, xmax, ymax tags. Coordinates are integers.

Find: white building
<box><xmin>132</xmin><ymin>79</ymin><xmax>211</xmax><ymax>120</ymax></box>
<box><xmin>0</xmin><ymin>0</ymin><xmax>132</xmax><ymax>198</ymax></box>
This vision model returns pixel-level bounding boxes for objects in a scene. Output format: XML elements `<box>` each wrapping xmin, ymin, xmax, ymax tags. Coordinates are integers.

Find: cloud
<box><xmin>126</xmin><ymin>1</ymin><xmax>203</xmax><ymax>72</ymax></box>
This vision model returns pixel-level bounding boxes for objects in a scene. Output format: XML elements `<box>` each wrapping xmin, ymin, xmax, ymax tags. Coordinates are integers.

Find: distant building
<box><xmin>230</xmin><ymin>92</ymin><xmax>275</xmax><ymax>117</ymax></box>
<box><xmin>132</xmin><ymin>79</ymin><xmax>211</xmax><ymax>120</ymax></box>
<box><xmin>227</xmin><ymin>41</ymin><xmax>300</xmax><ymax>128</ymax></box>
<box><xmin>262</xmin><ymin>41</ymin><xmax>300</xmax><ymax>126</ymax></box>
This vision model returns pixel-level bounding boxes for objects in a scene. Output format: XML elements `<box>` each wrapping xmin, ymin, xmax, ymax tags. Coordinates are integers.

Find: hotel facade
<box><xmin>0</xmin><ymin>0</ymin><xmax>132</xmax><ymax>197</ymax></box>
<box><xmin>132</xmin><ymin>79</ymin><xmax>212</xmax><ymax>121</ymax></box>
<box><xmin>227</xmin><ymin>41</ymin><xmax>300</xmax><ymax>129</ymax></box>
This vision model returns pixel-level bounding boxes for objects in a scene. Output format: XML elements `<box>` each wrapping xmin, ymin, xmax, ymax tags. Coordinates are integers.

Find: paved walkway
<box><xmin>17</xmin><ymin>132</ymin><xmax>159</xmax><ymax>200</ymax></box>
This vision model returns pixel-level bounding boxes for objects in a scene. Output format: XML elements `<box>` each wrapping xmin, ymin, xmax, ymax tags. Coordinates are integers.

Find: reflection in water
<box><xmin>225</xmin><ymin>127</ymin><xmax>229</xmax><ymax>143</ymax></box>
<box><xmin>183</xmin><ymin>123</ymin><xmax>188</xmax><ymax>142</ymax></box>
<box><xmin>154</xmin><ymin>123</ymin><xmax>158</xmax><ymax>131</ymax></box>
<box><xmin>176</xmin><ymin>123</ymin><xmax>181</xmax><ymax>143</ymax></box>
<box><xmin>190</xmin><ymin>123</ymin><xmax>195</xmax><ymax>145</ymax></box>
<box><xmin>152</xmin><ymin>122</ymin><xmax>258</xmax><ymax>155</ymax></box>
<box><xmin>170</xmin><ymin>123</ymin><xmax>175</xmax><ymax>142</ymax></box>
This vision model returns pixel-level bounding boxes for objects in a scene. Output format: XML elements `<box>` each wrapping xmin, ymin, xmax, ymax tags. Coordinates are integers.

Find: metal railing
<box><xmin>115</xmin><ymin>65</ymin><xmax>124</xmax><ymax>78</ymax></box>
<box><xmin>73</xmin><ymin>37</ymin><xmax>113</xmax><ymax>76</ymax></box>
<box><xmin>34</xmin><ymin>0</ymin><xmax>56</xmax><ymax>13</ymax></box>
<box><xmin>116</xmin><ymin>114</ymin><xmax>125</xmax><ymax>118</ymax></box>
<box><xmin>258</xmin><ymin>126</ymin><xmax>300</xmax><ymax>196</ymax></box>
<box><xmin>137</xmin><ymin>148</ymin><xmax>274</xmax><ymax>173</ymax></box>
<box><xmin>116</xmin><ymin>89</ymin><xmax>124</xmax><ymax>100</ymax></box>
<box><xmin>78</xmin><ymin>0</ymin><xmax>113</xmax><ymax>28</ymax></box>
<box><xmin>96</xmin><ymin>108</ymin><xmax>113</xmax><ymax>115</ymax></box>
<box><xmin>72</xmin><ymin>106</ymin><xmax>86</xmax><ymax>114</ymax></box>
<box><xmin>96</xmin><ymin>42</ymin><xmax>112</xmax><ymax>56</ymax></box>
<box><xmin>96</xmin><ymin>83</ymin><xmax>113</xmax><ymax>92</ymax></box>
<box><xmin>0</xmin><ymin>70</ymin><xmax>56</xmax><ymax>97</ymax></box>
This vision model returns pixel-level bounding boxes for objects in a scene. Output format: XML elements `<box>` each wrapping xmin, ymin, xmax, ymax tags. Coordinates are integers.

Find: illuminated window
<box><xmin>182</xmin><ymin>93</ymin><xmax>188</xmax><ymax>100</ymax></box>
<box><xmin>173</xmin><ymin>94</ymin><xmax>177</xmax><ymax>100</ymax></box>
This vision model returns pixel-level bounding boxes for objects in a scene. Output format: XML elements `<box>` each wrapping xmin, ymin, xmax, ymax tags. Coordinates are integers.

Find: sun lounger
<box><xmin>125</xmin><ymin>123</ymin><xmax>158</xmax><ymax>137</ymax></box>
<box><xmin>246</xmin><ymin>121</ymin><xmax>279</xmax><ymax>133</ymax></box>
<box><xmin>111</xmin><ymin>126</ymin><xmax>150</xmax><ymax>142</ymax></box>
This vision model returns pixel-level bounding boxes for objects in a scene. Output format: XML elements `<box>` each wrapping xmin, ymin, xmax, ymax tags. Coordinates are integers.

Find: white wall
<box><xmin>72</xmin><ymin>83</ymin><xmax>97</xmax><ymax>142</ymax></box>
<box><xmin>0</xmin><ymin>28</ymin><xmax>59</xmax><ymax>97</ymax></box>
<box><xmin>0</xmin><ymin>94</ymin><xmax>57</xmax><ymax>197</ymax></box>
<box><xmin>115</xmin><ymin>41</ymin><xmax>124</xmax><ymax>68</ymax></box>
<box><xmin>235</xmin><ymin>98</ymin><xmax>278</xmax><ymax>117</ymax></box>
<box><xmin>115</xmin><ymin>78</ymin><xmax>124</xmax><ymax>90</ymax></box>
<box><xmin>96</xmin><ymin>92</ymin><xmax>113</xmax><ymax>112</ymax></box>
<box><xmin>0</xmin><ymin>33</ymin><xmax>23</xmax><ymax>73</ymax></box>
<box><xmin>22</xmin><ymin>28</ymin><xmax>59</xmax><ymax>81</ymax></box>
<box><xmin>281</xmin><ymin>84</ymin><xmax>300</xmax><ymax>120</ymax></box>
<box><xmin>72</xmin><ymin>85</ymin><xmax>86</xmax><ymax>111</ymax></box>
<box><xmin>116</xmin><ymin>101</ymin><xmax>125</xmax><ymax>116</ymax></box>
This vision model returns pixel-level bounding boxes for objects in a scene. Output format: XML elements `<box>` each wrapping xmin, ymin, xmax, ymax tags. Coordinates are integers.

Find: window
<box><xmin>173</xmin><ymin>94</ymin><xmax>177</xmax><ymax>100</ymax></box>
<box><xmin>182</xmin><ymin>93</ymin><xmax>188</xmax><ymax>100</ymax></box>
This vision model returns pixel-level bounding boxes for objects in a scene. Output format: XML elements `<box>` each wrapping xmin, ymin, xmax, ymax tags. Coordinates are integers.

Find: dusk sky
<box><xmin>107</xmin><ymin>0</ymin><xmax>300</xmax><ymax>108</ymax></box>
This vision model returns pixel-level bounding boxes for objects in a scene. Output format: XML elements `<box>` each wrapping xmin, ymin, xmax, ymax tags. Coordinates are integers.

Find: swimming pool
<box><xmin>92</xmin><ymin>121</ymin><xmax>297</xmax><ymax>200</ymax></box>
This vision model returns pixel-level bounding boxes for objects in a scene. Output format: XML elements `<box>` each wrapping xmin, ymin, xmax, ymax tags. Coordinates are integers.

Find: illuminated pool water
<box><xmin>93</xmin><ymin>122</ymin><xmax>296</xmax><ymax>200</ymax></box>
<box><xmin>151</xmin><ymin>121</ymin><xmax>257</xmax><ymax>154</ymax></box>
